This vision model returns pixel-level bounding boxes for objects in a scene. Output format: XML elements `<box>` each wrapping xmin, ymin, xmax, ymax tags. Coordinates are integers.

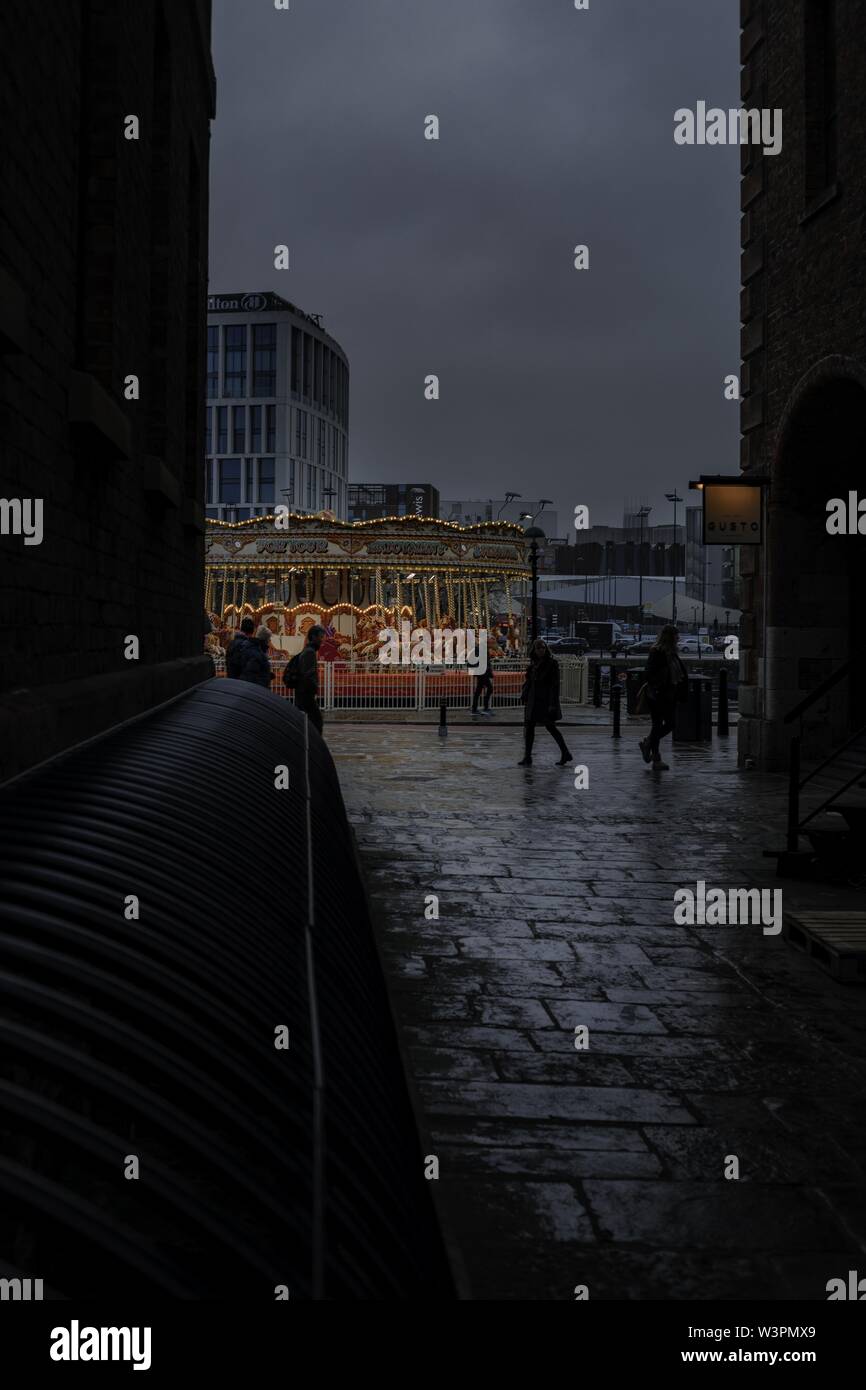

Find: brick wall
<box><xmin>0</xmin><ymin>1</ymin><xmax>216</xmax><ymax>780</ymax></box>
<box><xmin>738</xmin><ymin>0</ymin><xmax>866</xmax><ymax>766</ymax></box>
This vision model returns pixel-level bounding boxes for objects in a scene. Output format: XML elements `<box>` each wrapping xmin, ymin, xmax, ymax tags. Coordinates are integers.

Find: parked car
<box><xmin>678</xmin><ymin>639</ymin><xmax>715</xmax><ymax>656</ymax></box>
<box><xmin>610</xmin><ymin>634</ymin><xmax>640</xmax><ymax>655</ymax></box>
<box><xmin>552</xmin><ymin>638</ymin><xmax>589</xmax><ymax>655</ymax></box>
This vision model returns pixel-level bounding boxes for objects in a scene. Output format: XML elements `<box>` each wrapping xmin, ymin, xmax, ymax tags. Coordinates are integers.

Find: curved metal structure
<box><xmin>0</xmin><ymin>680</ymin><xmax>451</xmax><ymax>1299</ymax></box>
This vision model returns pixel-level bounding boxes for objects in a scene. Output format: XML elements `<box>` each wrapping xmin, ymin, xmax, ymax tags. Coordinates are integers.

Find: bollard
<box><xmin>592</xmin><ymin>663</ymin><xmax>601</xmax><ymax>708</ymax></box>
<box><xmin>717</xmin><ymin>668</ymin><xmax>729</xmax><ymax>736</ymax></box>
<box><xmin>612</xmin><ymin>682</ymin><xmax>621</xmax><ymax>739</ymax></box>
<box><xmin>608</xmin><ymin>664</ymin><xmax>617</xmax><ymax>709</ymax></box>
<box><xmin>438</xmin><ymin>700</ymin><xmax>448</xmax><ymax>737</ymax></box>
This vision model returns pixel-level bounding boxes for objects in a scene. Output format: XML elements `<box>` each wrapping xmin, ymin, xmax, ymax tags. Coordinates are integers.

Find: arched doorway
<box><xmin>765</xmin><ymin>359</ymin><xmax>866</xmax><ymax>763</ymax></box>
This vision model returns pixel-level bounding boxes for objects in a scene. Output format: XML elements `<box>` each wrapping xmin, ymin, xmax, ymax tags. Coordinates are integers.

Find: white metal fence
<box><xmin>211</xmin><ymin>655</ymin><xmax>588</xmax><ymax>710</ymax></box>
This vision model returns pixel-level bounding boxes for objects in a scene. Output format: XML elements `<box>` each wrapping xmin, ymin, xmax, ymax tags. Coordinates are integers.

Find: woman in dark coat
<box><xmin>239</xmin><ymin>625</ymin><xmax>273</xmax><ymax>689</ymax></box>
<box><xmin>639</xmin><ymin>625</ymin><xmax>688</xmax><ymax>770</ymax></box>
<box><xmin>518</xmin><ymin>639</ymin><xmax>573</xmax><ymax>766</ymax></box>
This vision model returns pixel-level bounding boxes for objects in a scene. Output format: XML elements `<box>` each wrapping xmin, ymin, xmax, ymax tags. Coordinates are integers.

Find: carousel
<box><xmin>204</xmin><ymin>511</ymin><xmax>532</xmax><ymax>663</ymax></box>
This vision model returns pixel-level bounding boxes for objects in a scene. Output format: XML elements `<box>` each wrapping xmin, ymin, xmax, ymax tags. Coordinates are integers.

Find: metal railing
<box><xmin>211</xmin><ymin>655</ymin><xmax>588</xmax><ymax>710</ymax></box>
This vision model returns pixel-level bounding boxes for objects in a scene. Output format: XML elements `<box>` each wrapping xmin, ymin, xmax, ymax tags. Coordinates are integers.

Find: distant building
<box><xmin>0</xmin><ymin>0</ymin><xmax>216</xmax><ymax>782</ymax></box>
<box><xmin>738</xmin><ymin>0</ymin><xmax>866</xmax><ymax>767</ymax></box>
<box><xmin>348</xmin><ymin>483</ymin><xmax>439</xmax><ymax>521</ymax></box>
<box><xmin>685</xmin><ymin>506</ymin><xmax>739</xmax><ymax>615</ymax></box>
<box><xmin>206</xmin><ymin>291</ymin><xmax>349</xmax><ymax>521</ymax></box>
<box><xmin>442</xmin><ymin>499</ymin><xmax>560</xmax><ymax>536</ymax></box>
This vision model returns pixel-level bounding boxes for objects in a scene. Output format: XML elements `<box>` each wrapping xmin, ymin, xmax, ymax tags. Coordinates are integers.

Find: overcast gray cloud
<box><xmin>209</xmin><ymin>0</ymin><xmax>740</xmax><ymax>531</ymax></box>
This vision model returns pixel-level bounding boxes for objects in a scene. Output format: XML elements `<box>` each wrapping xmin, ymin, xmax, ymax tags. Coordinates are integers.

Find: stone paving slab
<box><xmin>328</xmin><ymin>724</ymin><xmax>866</xmax><ymax>1300</ymax></box>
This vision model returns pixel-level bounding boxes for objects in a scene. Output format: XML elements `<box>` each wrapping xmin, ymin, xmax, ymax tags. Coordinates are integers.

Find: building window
<box><xmin>206</xmin><ymin>458</ymin><xmax>213</xmax><ymax>504</ymax></box>
<box><xmin>259</xmin><ymin>457</ymin><xmax>275</xmax><ymax>503</ymax></box>
<box><xmin>224</xmin><ymin>325</ymin><xmax>247</xmax><ymax>397</ymax></box>
<box><xmin>302</xmin><ymin>333</ymin><xmax>312</xmax><ymax>398</ymax></box>
<box><xmin>329</xmin><ymin>352</ymin><xmax>336</xmax><ymax>417</ymax></box>
<box><xmin>305</xmin><ymin>464</ymin><xmax>313</xmax><ymax>509</ymax></box>
<box><xmin>804</xmin><ymin>0</ymin><xmax>837</xmax><ymax>200</ymax></box>
<box><xmin>216</xmin><ymin>406</ymin><xmax>227</xmax><ymax>454</ymax></box>
<box><xmin>288</xmin><ymin>459</ymin><xmax>296</xmax><ymax>506</ymax></box>
<box><xmin>205</xmin><ymin>407</ymin><xmax>212</xmax><ymax>455</ymax></box>
<box><xmin>291</xmin><ymin>326</ymin><xmax>302</xmax><ymax>395</ymax></box>
<box><xmin>318</xmin><ymin>419</ymin><xmax>326</xmax><ymax>465</ymax></box>
<box><xmin>206</xmin><ymin>506</ymin><xmax>219</xmax><ymax>519</ymax></box>
<box><xmin>219</xmin><ymin>458</ymin><xmax>241</xmax><ymax>504</ymax></box>
<box><xmin>232</xmin><ymin>405</ymin><xmax>246</xmax><ymax>453</ymax></box>
<box><xmin>251</xmin><ymin>404</ymin><xmax>262</xmax><ymax>453</ymax></box>
<box><xmin>252</xmin><ymin>323</ymin><xmax>277</xmax><ymax>396</ymax></box>
<box><xmin>245</xmin><ymin>457</ymin><xmax>254</xmax><ymax>503</ymax></box>
<box><xmin>207</xmin><ymin>326</ymin><xmax>219</xmax><ymax>397</ymax></box>
<box><xmin>266</xmin><ymin>404</ymin><xmax>276</xmax><ymax>452</ymax></box>
<box><xmin>313</xmin><ymin>339</ymin><xmax>322</xmax><ymax>406</ymax></box>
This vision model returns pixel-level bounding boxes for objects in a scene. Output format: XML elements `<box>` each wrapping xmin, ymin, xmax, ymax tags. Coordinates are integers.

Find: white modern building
<box><xmin>205</xmin><ymin>291</ymin><xmax>350</xmax><ymax>521</ymax></box>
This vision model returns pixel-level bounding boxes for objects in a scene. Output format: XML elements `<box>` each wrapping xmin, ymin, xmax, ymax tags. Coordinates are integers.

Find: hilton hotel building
<box><xmin>205</xmin><ymin>291</ymin><xmax>350</xmax><ymax>521</ymax></box>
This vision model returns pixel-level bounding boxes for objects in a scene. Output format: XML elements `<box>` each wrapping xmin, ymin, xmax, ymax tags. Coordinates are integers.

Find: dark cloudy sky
<box><xmin>209</xmin><ymin>0</ymin><xmax>740</xmax><ymax>532</ymax></box>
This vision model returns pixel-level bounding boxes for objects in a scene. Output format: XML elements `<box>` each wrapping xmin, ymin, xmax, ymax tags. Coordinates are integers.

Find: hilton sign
<box><xmin>207</xmin><ymin>292</ymin><xmax>323</xmax><ymax>328</ymax></box>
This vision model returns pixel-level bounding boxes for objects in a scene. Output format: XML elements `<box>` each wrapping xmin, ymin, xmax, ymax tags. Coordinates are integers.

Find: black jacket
<box><xmin>522</xmin><ymin>653</ymin><xmax>562</xmax><ymax>723</ymax></box>
<box><xmin>295</xmin><ymin>645</ymin><xmax>319</xmax><ymax>704</ymax></box>
<box><xmin>239</xmin><ymin>639</ymin><xmax>272</xmax><ymax>688</ymax></box>
<box><xmin>645</xmin><ymin>647</ymin><xmax>688</xmax><ymax>703</ymax></box>
<box><xmin>226</xmin><ymin>633</ymin><xmax>249</xmax><ymax>679</ymax></box>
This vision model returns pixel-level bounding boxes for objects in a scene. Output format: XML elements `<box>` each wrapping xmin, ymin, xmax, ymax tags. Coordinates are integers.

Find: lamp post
<box><xmin>665</xmin><ymin>491</ymin><xmax>683</xmax><ymax>626</ymax></box>
<box><xmin>524</xmin><ymin>525</ymin><xmax>546</xmax><ymax>643</ymax></box>
<box><xmin>497</xmin><ymin>491</ymin><xmax>521</xmax><ymax>520</ymax></box>
<box><xmin>637</xmin><ymin>505</ymin><xmax>651</xmax><ymax>636</ymax></box>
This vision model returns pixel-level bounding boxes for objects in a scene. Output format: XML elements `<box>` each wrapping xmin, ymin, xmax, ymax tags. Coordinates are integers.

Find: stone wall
<box><xmin>0</xmin><ymin>0</ymin><xmax>216</xmax><ymax>781</ymax></box>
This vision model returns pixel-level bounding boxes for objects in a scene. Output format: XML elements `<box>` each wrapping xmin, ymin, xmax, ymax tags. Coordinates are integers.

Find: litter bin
<box><xmin>673</xmin><ymin>675</ymin><xmax>713</xmax><ymax>741</ymax></box>
<box><xmin>625</xmin><ymin>667</ymin><xmax>643</xmax><ymax>715</ymax></box>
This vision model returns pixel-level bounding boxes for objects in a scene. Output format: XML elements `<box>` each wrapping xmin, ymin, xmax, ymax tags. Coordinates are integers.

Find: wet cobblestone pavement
<box><xmin>329</xmin><ymin>723</ymin><xmax>866</xmax><ymax>1301</ymax></box>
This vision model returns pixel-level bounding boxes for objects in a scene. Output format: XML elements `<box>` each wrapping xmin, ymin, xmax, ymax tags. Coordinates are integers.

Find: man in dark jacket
<box><xmin>518</xmin><ymin>639</ymin><xmax>573</xmax><ymax>766</ymax></box>
<box><xmin>639</xmin><ymin>625</ymin><xmax>688</xmax><ymax>770</ymax></box>
<box><xmin>295</xmin><ymin>624</ymin><xmax>325</xmax><ymax>734</ymax></box>
<box><xmin>226</xmin><ymin>617</ymin><xmax>256</xmax><ymax>678</ymax></box>
<box><xmin>239</xmin><ymin>625</ymin><xmax>273</xmax><ymax>689</ymax></box>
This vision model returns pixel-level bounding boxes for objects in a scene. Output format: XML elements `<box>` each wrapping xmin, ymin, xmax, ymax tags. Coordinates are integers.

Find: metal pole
<box><xmin>612</xmin><ymin>681</ymin><xmax>621</xmax><ymax>738</ymax></box>
<box><xmin>717</xmin><ymin>668</ymin><xmax>729</xmax><ymax>736</ymax></box>
<box><xmin>672</xmin><ymin>494</ymin><xmax>678</xmax><ymax>626</ymax></box>
<box><xmin>531</xmin><ymin>541</ymin><xmax>539</xmax><ymax>642</ymax></box>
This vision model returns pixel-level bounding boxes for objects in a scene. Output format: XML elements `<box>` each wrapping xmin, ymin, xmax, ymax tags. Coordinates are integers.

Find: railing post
<box><xmin>787</xmin><ymin>735</ymin><xmax>801</xmax><ymax>853</ymax></box>
<box><xmin>612</xmin><ymin>682</ymin><xmax>621</xmax><ymax>739</ymax></box>
<box><xmin>717</xmin><ymin>668</ymin><xmax>729</xmax><ymax>736</ymax></box>
<box><xmin>608</xmin><ymin>663</ymin><xmax>617</xmax><ymax>709</ymax></box>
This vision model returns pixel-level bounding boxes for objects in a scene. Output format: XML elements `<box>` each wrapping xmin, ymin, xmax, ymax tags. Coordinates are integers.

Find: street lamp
<box><xmin>524</xmin><ymin>526</ymin><xmax>546</xmax><ymax>643</ymax></box>
<box><xmin>665</xmin><ymin>491</ymin><xmax>683</xmax><ymax>626</ymax></box>
<box><xmin>497</xmin><ymin>491</ymin><xmax>521</xmax><ymax>520</ymax></box>
<box><xmin>637</xmin><ymin>505</ymin><xmax>651</xmax><ymax>636</ymax></box>
<box><xmin>532</xmin><ymin>498</ymin><xmax>553</xmax><ymax>523</ymax></box>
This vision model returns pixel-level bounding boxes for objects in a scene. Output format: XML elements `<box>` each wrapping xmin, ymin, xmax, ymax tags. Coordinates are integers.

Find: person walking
<box><xmin>638</xmin><ymin>625</ymin><xmax>688</xmax><ymax>770</ymax></box>
<box><xmin>239</xmin><ymin>624</ymin><xmax>273</xmax><ymax>689</ymax></box>
<box><xmin>518</xmin><ymin>638</ymin><xmax>573</xmax><ymax>766</ymax></box>
<box><xmin>288</xmin><ymin>623</ymin><xmax>325</xmax><ymax>734</ymax></box>
<box><xmin>226</xmin><ymin>617</ymin><xmax>255</xmax><ymax>678</ymax></box>
<box><xmin>471</xmin><ymin>660</ymin><xmax>494</xmax><ymax>718</ymax></box>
